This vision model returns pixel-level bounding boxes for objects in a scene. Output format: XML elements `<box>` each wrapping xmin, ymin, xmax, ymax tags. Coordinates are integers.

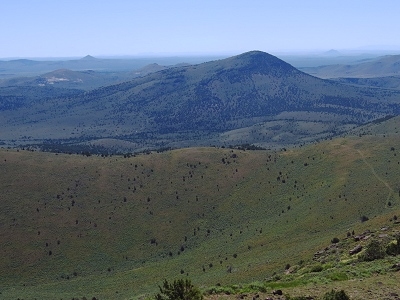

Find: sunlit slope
<box><xmin>0</xmin><ymin>130</ymin><xmax>399</xmax><ymax>298</ymax></box>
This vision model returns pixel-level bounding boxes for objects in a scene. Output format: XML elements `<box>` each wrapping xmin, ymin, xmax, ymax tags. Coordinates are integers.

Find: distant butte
<box><xmin>81</xmin><ymin>55</ymin><xmax>97</xmax><ymax>60</ymax></box>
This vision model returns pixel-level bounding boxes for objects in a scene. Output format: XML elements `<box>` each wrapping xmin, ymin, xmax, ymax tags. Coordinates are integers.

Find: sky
<box><xmin>1</xmin><ymin>0</ymin><xmax>400</xmax><ymax>58</ymax></box>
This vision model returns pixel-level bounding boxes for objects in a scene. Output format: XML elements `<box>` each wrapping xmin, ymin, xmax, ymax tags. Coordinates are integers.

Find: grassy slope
<box><xmin>0</xmin><ymin>126</ymin><xmax>400</xmax><ymax>299</ymax></box>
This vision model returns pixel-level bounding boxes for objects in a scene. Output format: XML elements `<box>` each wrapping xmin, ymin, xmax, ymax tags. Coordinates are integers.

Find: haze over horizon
<box><xmin>1</xmin><ymin>0</ymin><xmax>400</xmax><ymax>59</ymax></box>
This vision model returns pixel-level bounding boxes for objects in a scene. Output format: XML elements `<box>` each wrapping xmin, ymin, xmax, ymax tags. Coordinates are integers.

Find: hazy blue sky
<box><xmin>1</xmin><ymin>0</ymin><xmax>400</xmax><ymax>58</ymax></box>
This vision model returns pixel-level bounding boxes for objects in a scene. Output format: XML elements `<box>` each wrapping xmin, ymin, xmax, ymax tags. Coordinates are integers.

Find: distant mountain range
<box><xmin>0</xmin><ymin>55</ymin><xmax>222</xmax><ymax>79</ymax></box>
<box><xmin>0</xmin><ymin>62</ymin><xmax>194</xmax><ymax>90</ymax></box>
<box><xmin>300</xmin><ymin>54</ymin><xmax>400</xmax><ymax>78</ymax></box>
<box><xmin>1</xmin><ymin>51</ymin><xmax>400</xmax><ymax>152</ymax></box>
<box><xmin>322</xmin><ymin>49</ymin><xmax>342</xmax><ymax>56</ymax></box>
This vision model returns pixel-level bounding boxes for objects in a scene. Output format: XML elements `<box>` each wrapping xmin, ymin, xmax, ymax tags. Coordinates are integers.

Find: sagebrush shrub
<box><xmin>360</xmin><ymin>239</ymin><xmax>385</xmax><ymax>261</ymax></box>
<box><xmin>322</xmin><ymin>289</ymin><xmax>350</xmax><ymax>300</ymax></box>
<box><xmin>155</xmin><ymin>279</ymin><xmax>203</xmax><ymax>300</ymax></box>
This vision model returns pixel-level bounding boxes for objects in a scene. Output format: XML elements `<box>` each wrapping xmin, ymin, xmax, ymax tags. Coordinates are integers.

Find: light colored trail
<box><xmin>355</xmin><ymin>149</ymin><xmax>393</xmax><ymax>203</ymax></box>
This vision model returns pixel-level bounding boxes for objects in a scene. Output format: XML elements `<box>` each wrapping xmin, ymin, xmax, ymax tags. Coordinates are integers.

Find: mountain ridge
<box><xmin>301</xmin><ymin>54</ymin><xmax>400</xmax><ymax>78</ymax></box>
<box><xmin>1</xmin><ymin>51</ymin><xmax>400</xmax><ymax>151</ymax></box>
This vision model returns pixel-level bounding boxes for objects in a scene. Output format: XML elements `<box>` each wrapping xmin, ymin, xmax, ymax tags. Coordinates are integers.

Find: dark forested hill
<box><xmin>1</xmin><ymin>51</ymin><xmax>400</xmax><ymax>151</ymax></box>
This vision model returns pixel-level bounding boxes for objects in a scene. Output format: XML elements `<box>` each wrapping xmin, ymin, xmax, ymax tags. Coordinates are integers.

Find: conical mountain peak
<box><xmin>81</xmin><ymin>55</ymin><xmax>97</xmax><ymax>60</ymax></box>
<box><xmin>226</xmin><ymin>50</ymin><xmax>298</xmax><ymax>75</ymax></box>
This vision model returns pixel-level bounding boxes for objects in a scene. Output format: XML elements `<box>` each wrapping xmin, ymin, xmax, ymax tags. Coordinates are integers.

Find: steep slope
<box><xmin>0</xmin><ymin>85</ymin><xmax>84</xmax><ymax>111</ymax></box>
<box><xmin>0</xmin><ymin>118</ymin><xmax>399</xmax><ymax>298</ymax></box>
<box><xmin>1</xmin><ymin>51</ymin><xmax>400</xmax><ymax>150</ymax></box>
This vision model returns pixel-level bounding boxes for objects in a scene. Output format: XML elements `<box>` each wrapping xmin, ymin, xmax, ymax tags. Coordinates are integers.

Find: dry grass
<box><xmin>0</xmin><ymin>129</ymin><xmax>399</xmax><ymax>299</ymax></box>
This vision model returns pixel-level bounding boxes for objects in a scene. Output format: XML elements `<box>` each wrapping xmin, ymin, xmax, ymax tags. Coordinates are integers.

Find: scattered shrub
<box><xmin>247</xmin><ymin>282</ymin><xmax>267</xmax><ymax>293</ymax></box>
<box><xmin>310</xmin><ymin>264</ymin><xmax>323</xmax><ymax>272</ymax></box>
<box><xmin>331</xmin><ymin>237</ymin><xmax>340</xmax><ymax>244</ymax></box>
<box><xmin>286</xmin><ymin>296</ymin><xmax>310</xmax><ymax>300</ymax></box>
<box><xmin>204</xmin><ymin>285</ymin><xmax>235</xmax><ymax>296</ymax></box>
<box><xmin>155</xmin><ymin>279</ymin><xmax>203</xmax><ymax>300</ymax></box>
<box><xmin>322</xmin><ymin>289</ymin><xmax>350</xmax><ymax>300</ymax></box>
<box><xmin>360</xmin><ymin>239</ymin><xmax>385</xmax><ymax>261</ymax></box>
<box><xmin>271</xmin><ymin>274</ymin><xmax>281</xmax><ymax>281</ymax></box>
<box><xmin>328</xmin><ymin>272</ymin><xmax>348</xmax><ymax>281</ymax></box>
<box><xmin>386</xmin><ymin>235</ymin><xmax>400</xmax><ymax>256</ymax></box>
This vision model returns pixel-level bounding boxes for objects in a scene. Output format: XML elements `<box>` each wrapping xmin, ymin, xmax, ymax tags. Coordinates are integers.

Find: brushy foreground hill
<box><xmin>0</xmin><ymin>117</ymin><xmax>400</xmax><ymax>299</ymax></box>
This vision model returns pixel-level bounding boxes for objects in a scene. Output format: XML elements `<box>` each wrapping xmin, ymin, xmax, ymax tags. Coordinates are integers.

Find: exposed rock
<box><xmin>272</xmin><ymin>289</ymin><xmax>283</xmax><ymax>295</ymax></box>
<box><xmin>349</xmin><ymin>244</ymin><xmax>363</xmax><ymax>255</ymax></box>
<box><xmin>314</xmin><ymin>250</ymin><xmax>325</xmax><ymax>257</ymax></box>
<box><xmin>391</xmin><ymin>263</ymin><xmax>400</xmax><ymax>271</ymax></box>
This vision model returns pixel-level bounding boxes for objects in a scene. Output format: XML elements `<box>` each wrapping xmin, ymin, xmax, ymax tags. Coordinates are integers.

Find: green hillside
<box><xmin>1</xmin><ymin>117</ymin><xmax>400</xmax><ymax>299</ymax></box>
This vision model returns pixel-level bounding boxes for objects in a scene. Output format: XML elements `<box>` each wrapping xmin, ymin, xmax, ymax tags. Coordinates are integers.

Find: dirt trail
<box><xmin>356</xmin><ymin>148</ymin><xmax>394</xmax><ymax>203</ymax></box>
<box><xmin>333</xmin><ymin>142</ymin><xmax>394</xmax><ymax>203</ymax></box>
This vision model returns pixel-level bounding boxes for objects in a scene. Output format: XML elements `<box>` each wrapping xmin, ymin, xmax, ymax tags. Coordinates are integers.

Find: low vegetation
<box><xmin>0</xmin><ymin>118</ymin><xmax>399</xmax><ymax>299</ymax></box>
<box><xmin>155</xmin><ymin>279</ymin><xmax>203</xmax><ymax>300</ymax></box>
